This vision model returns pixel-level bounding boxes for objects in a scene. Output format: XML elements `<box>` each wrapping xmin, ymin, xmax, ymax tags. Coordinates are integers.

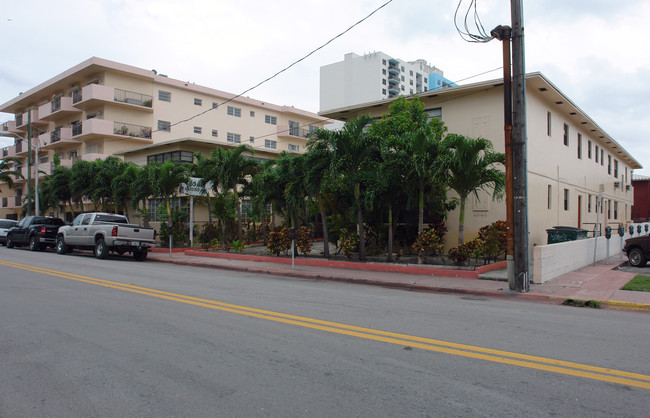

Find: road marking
<box><xmin>2</xmin><ymin>259</ymin><xmax>649</xmax><ymax>390</ymax></box>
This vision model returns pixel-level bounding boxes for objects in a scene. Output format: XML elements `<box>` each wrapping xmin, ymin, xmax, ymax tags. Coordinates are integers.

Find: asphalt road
<box><xmin>1</xmin><ymin>246</ymin><xmax>649</xmax><ymax>417</ymax></box>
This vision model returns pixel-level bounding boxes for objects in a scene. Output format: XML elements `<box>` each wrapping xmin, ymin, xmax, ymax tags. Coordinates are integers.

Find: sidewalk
<box><xmin>148</xmin><ymin>249</ymin><xmax>650</xmax><ymax>312</ymax></box>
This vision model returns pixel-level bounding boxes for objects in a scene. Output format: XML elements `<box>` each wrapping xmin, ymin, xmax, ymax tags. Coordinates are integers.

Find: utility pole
<box><xmin>511</xmin><ymin>0</ymin><xmax>529</xmax><ymax>291</ymax></box>
<box><xmin>490</xmin><ymin>25</ymin><xmax>515</xmax><ymax>288</ymax></box>
<box><xmin>27</xmin><ymin>110</ymin><xmax>32</xmax><ymax>217</ymax></box>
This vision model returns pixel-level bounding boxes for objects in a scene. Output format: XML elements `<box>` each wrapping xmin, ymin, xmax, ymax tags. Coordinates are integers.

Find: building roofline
<box><xmin>319</xmin><ymin>72</ymin><xmax>642</xmax><ymax>169</ymax></box>
<box><xmin>1</xmin><ymin>57</ymin><xmax>328</xmax><ymax>122</ymax></box>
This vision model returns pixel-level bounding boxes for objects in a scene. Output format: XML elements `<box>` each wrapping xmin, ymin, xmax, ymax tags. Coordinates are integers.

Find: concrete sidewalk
<box><xmin>148</xmin><ymin>249</ymin><xmax>650</xmax><ymax>312</ymax></box>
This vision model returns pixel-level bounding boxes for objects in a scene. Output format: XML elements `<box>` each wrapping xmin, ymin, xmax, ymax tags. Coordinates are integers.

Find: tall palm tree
<box><xmin>305</xmin><ymin>132</ymin><xmax>337</xmax><ymax>257</ymax></box>
<box><xmin>111</xmin><ymin>163</ymin><xmax>139</xmax><ymax>215</ymax></box>
<box><xmin>210</xmin><ymin>145</ymin><xmax>259</xmax><ymax>243</ymax></box>
<box><xmin>324</xmin><ymin>115</ymin><xmax>377</xmax><ymax>261</ymax></box>
<box><xmin>49</xmin><ymin>165</ymin><xmax>74</xmax><ymax>218</ymax></box>
<box><xmin>150</xmin><ymin>161</ymin><xmax>190</xmax><ymax>249</ymax></box>
<box><xmin>442</xmin><ymin>133</ymin><xmax>505</xmax><ymax>244</ymax></box>
<box><xmin>131</xmin><ymin>163</ymin><xmax>157</xmax><ymax>227</ymax></box>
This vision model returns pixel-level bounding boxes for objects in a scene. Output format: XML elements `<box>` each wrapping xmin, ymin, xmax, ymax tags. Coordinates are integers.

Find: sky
<box><xmin>1</xmin><ymin>0</ymin><xmax>649</xmax><ymax>175</ymax></box>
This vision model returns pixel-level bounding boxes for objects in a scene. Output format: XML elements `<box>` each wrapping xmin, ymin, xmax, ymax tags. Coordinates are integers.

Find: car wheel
<box><xmin>628</xmin><ymin>248</ymin><xmax>647</xmax><ymax>267</ymax></box>
<box><xmin>29</xmin><ymin>236</ymin><xmax>39</xmax><ymax>252</ymax></box>
<box><xmin>6</xmin><ymin>237</ymin><xmax>15</xmax><ymax>249</ymax></box>
<box><xmin>56</xmin><ymin>236</ymin><xmax>69</xmax><ymax>255</ymax></box>
<box><xmin>133</xmin><ymin>250</ymin><xmax>148</xmax><ymax>261</ymax></box>
<box><xmin>95</xmin><ymin>238</ymin><xmax>108</xmax><ymax>259</ymax></box>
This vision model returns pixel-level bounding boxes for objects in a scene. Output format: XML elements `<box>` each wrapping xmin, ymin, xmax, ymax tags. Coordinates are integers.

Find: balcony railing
<box><xmin>72</xmin><ymin>122</ymin><xmax>82</xmax><ymax>136</ymax></box>
<box><xmin>52</xmin><ymin>96</ymin><xmax>61</xmax><ymax>112</ymax></box>
<box><xmin>72</xmin><ymin>89</ymin><xmax>82</xmax><ymax>104</ymax></box>
<box><xmin>51</xmin><ymin>127</ymin><xmax>61</xmax><ymax>143</ymax></box>
<box><xmin>114</xmin><ymin>121</ymin><xmax>152</xmax><ymax>139</ymax></box>
<box><xmin>114</xmin><ymin>89</ymin><xmax>153</xmax><ymax>107</ymax></box>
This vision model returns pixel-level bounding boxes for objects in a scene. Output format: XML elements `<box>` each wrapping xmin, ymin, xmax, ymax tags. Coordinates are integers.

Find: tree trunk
<box><xmin>236</xmin><ymin>197</ymin><xmax>242</xmax><ymax>243</ymax></box>
<box><xmin>318</xmin><ymin>195</ymin><xmax>329</xmax><ymax>257</ymax></box>
<box><xmin>387</xmin><ymin>204</ymin><xmax>394</xmax><ymax>262</ymax></box>
<box><xmin>458</xmin><ymin>196</ymin><xmax>466</xmax><ymax>244</ymax></box>
<box><xmin>418</xmin><ymin>180</ymin><xmax>424</xmax><ymax>233</ymax></box>
<box><xmin>166</xmin><ymin>199</ymin><xmax>173</xmax><ymax>251</ymax></box>
<box><xmin>355</xmin><ymin>183</ymin><xmax>366</xmax><ymax>261</ymax></box>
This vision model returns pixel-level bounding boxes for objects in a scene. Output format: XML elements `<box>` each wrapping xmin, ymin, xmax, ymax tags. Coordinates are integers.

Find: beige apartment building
<box><xmin>0</xmin><ymin>57</ymin><xmax>329</xmax><ymax>221</ymax></box>
<box><xmin>320</xmin><ymin>72</ymin><xmax>642</xmax><ymax>249</ymax></box>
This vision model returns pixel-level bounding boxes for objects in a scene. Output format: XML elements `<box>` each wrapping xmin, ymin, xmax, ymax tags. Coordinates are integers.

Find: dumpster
<box><xmin>546</xmin><ymin>226</ymin><xmax>589</xmax><ymax>244</ymax></box>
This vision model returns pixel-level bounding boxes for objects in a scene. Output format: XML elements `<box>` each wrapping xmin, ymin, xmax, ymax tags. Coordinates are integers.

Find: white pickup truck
<box><xmin>56</xmin><ymin>212</ymin><xmax>156</xmax><ymax>261</ymax></box>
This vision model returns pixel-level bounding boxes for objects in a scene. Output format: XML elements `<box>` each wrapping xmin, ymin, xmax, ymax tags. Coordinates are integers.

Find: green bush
<box><xmin>339</xmin><ymin>228</ymin><xmax>359</xmax><ymax>259</ymax></box>
<box><xmin>297</xmin><ymin>226</ymin><xmax>312</xmax><ymax>255</ymax></box>
<box><xmin>448</xmin><ymin>239</ymin><xmax>481</xmax><ymax>266</ymax></box>
<box><xmin>412</xmin><ymin>228</ymin><xmax>445</xmax><ymax>263</ymax></box>
<box><xmin>267</xmin><ymin>227</ymin><xmax>291</xmax><ymax>256</ymax></box>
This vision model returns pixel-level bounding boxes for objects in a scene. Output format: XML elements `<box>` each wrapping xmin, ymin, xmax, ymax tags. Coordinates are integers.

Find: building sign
<box><xmin>181</xmin><ymin>177</ymin><xmax>212</xmax><ymax>196</ymax></box>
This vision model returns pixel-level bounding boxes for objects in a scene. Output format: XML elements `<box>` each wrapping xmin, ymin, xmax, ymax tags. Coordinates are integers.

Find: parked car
<box><xmin>622</xmin><ymin>235</ymin><xmax>650</xmax><ymax>267</ymax></box>
<box><xmin>0</xmin><ymin>219</ymin><xmax>18</xmax><ymax>246</ymax></box>
<box><xmin>6</xmin><ymin>216</ymin><xmax>66</xmax><ymax>251</ymax></box>
<box><xmin>56</xmin><ymin>212</ymin><xmax>156</xmax><ymax>260</ymax></box>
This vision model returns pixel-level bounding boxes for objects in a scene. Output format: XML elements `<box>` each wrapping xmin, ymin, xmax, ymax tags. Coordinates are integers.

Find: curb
<box><xmin>604</xmin><ymin>300</ymin><xmax>650</xmax><ymax>312</ymax></box>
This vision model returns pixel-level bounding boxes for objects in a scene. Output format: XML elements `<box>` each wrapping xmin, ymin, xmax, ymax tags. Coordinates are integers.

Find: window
<box><xmin>212</xmin><ymin>102</ymin><xmax>218</xmax><ymax>108</ymax></box>
<box><xmin>249</xmin><ymin>136</ymin><xmax>254</xmax><ymax>143</ymax></box>
<box><xmin>147</xmin><ymin>197</ymin><xmax>189</xmax><ymax>222</ymax></box>
<box><xmin>212</xmin><ymin>129</ymin><xmax>218</xmax><ymax>137</ymax></box>
<box><xmin>265</xmin><ymin>139</ymin><xmax>277</xmax><ymax>149</ymax></box>
<box><xmin>563</xmin><ymin>123</ymin><xmax>569</xmax><ymax>146</ymax></box>
<box><xmin>288</xmin><ymin>144</ymin><xmax>299</xmax><ymax>152</ymax></box>
<box><xmin>601</xmin><ymin>149</ymin><xmax>604</xmax><ymax>165</ymax></box>
<box><xmin>265</xmin><ymin>115</ymin><xmax>277</xmax><ymax>125</ymax></box>
<box><xmin>607</xmin><ymin>200</ymin><xmax>611</xmax><ymax>219</ymax></box>
<box><xmin>614</xmin><ymin>201</ymin><xmax>618</xmax><ymax>219</ymax></box>
<box><xmin>595</xmin><ymin>145</ymin><xmax>599</xmax><ymax>163</ymax></box>
<box><xmin>577</xmin><ymin>133</ymin><xmax>582</xmax><ymax>159</ymax></box>
<box><xmin>194</xmin><ymin>98</ymin><xmax>202</xmax><ymax>106</ymax></box>
<box><xmin>614</xmin><ymin>159</ymin><xmax>618</xmax><ymax>178</ymax></box>
<box><xmin>158</xmin><ymin>90</ymin><xmax>171</xmax><ymax>102</ymax></box>
<box><xmin>227</xmin><ymin>106</ymin><xmax>241</xmax><ymax>117</ymax></box>
<box><xmin>382</xmin><ymin>59</ymin><xmax>386</xmax><ymax>65</ymax></box>
<box><xmin>289</xmin><ymin>120</ymin><xmax>300</xmax><ymax>136</ymax></box>
<box><xmin>588</xmin><ymin>194</ymin><xmax>592</xmax><ymax>213</ymax></box>
<box><xmin>147</xmin><ymin>150</ymin><xmax>193</xmax><ymax>164</ymax></box>
<box><xmin>382</xmin><ymin>79</ymin><xmax>386</xmax><ymax>85</ymax></box>
<box><xmin>250</xmin><ymin>110</ymin><xmax>255</xmax><ymax>117</ymax></box>
<box><xmin>382</xmin><ymin>89</ymin><xmax>386</xmax><ymax>95</ymax></box>
<box><xmin>227</xmin><ymin>132</ymin><xmax>241</xmax><ymax>143</ymax></box>
<box><xmin>425</xmin><ymin>107</ymin><xmax>442</xmax><ymax>121</ymax></box>
<box><xmin>546</xmin><ymin>111</ymin><xmax>552</xmax><ymax>136</ymax></box>
<box><xmin>563</xmin><ymin>188</ymin><xmax>569</xmax><ymax>211</ymax></box>
<box><xmin>193</xmin><ymin>126</ymin><xmax>202</xmax><ymax>134</ymax></box>
<box><xmin>382</xmin><ymin>69</ymin><xmax>386</xmax><ymax>75</ymax></box>
<box><xmin>547</xmin><ymin>185</ymin><xmax>552</xmax><ymax>210</ymax></box>
<box><xmin>587</xmin><ymin>140</ymin><xmax>592</xmax><ymax>159</ymax></box>
<box><xmin>607</xmin><ymin>154</ymin><xmax>612</xmax><ymax>174</ymax></box>
<box><xmin>157</xmin><ymin>120</ymin><xmax>171</xmax><ymax>132</ymax></box>
<box><xmin>410</xmin><ymin>80</ymin><xmax>414</xmax><ymax>85</ymax></box>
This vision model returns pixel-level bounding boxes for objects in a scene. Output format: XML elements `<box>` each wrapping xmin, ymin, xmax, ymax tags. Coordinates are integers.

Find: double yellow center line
<box><xmin>2</xmin><ymin>259</ymin><xmax>649</xmax><ymax>390</ymax></box>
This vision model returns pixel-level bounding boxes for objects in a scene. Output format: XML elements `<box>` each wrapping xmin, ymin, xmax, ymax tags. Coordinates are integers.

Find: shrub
<box><xmin>338</xmin><ymin>228</ymin><xmax>359</xmax><ymax>259</ymax></box>
<box><xmin>477</xmin><ymin>220</ymin><xmax>507</xmax><ymax>261</ymax></box>
<box><xmin>296</xmin><ymin>226</ymin><xmax>312</xmax><ymax>255</ymax></box>
<box><xmin>231</xmin><ymin>240</ymin><xmax>245</xmax><ymax>253</ymax></box>
<box><xmin>412</xmin><ymin>228</ymin><xmax>445</xmax><ymax>263</ymax></box>
<box><xmin>267</xmin><ymin>227</ymin><xmax>291</xmax><ymax>256</ymax></box>
<box><xmin>448</xmin><ymin>239</ymin><xmax>481</xmax><ymax>266</ymax></box>
<box><xmin>198</xmin><ymin>223</ymin><xmax>220</xmax><ymax>247</ymax></box>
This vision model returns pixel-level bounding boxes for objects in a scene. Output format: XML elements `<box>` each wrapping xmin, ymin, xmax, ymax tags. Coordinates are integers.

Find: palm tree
<box><xmin>49</xmin><ymin>165</ymin><xmax>75</xmax><ymax>218</ymax></box>
<box><xmin>442</xmin><ymin>133</ymin><xmax>505</xmax><ymax>244</ymax></box>
<box><xmin>150</xmin><ymin>161</ymin><xmax>190</xmax><ymax>249</ymax></box>
<box><xmin>193</xmin><ymin>152</ymin><xmax>217</xmax><ymax>225</ymax></box>
<box><xmin>70</xmin><ymin>160</ymin><xmax>95</xmax><ymax>212</ymax></box>
<box><xmin>323</xmin><ymin>115</ymin><xmax>377</xmax><ymax>261</ymax></box>
<box><xmin>210</xmin><ymin>145</ymin><xmax>259</xmax><ymax>243</ymax></box>
<box><xmin>112</xmin><ymin>163</ymin><xmax>139</xmax><ymax>215</ymax></box>
<box><xmin>0</xmin><ymin>157</ymin><xmax>23</xmax><ymax>192</ymax></box>
<box><xmin>305</xmin><ymin>132</ymin><xmax>336</xmax><ymax>257</ymax></box>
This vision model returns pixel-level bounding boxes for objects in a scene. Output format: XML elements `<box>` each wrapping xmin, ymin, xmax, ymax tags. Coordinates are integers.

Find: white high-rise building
<box><xmin>319</xmin><ymin>52</ymin><xmax>455</xmax><ymax>113</ymax></box>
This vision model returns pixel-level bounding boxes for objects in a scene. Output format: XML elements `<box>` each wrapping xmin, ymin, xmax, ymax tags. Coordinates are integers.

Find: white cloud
<box><xmin>1</xmin><ymin>0</ymin><xmax>648</xmax><ymax>175</ymax></box>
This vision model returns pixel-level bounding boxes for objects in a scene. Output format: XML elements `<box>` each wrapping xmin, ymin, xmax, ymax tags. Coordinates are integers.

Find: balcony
<box><xmin>38</xmin><ymin>96</ymin><xmax>82</xmax><ymax>121</ymax></box>
<box><xmin>73</xmin><ymin>84</ymin><xmax>153</xmax><ymax>112</ymax></box>
<box><xmin>39</xmin><ymin>127</ymin><xmax>76</xmax><ymax>150</ymax></box>
<box><xmin>15</xmin><ymin>109</ymin><xmax>48</xmax><ymax>130</ymax></box>
<box><xmin>2</xmin><ymin>120</ymin><xmax>20</xmax><ymax>134</ymax></box>
<box><xmin>71</xmin><ymin>118</ymin><xmax>152</xmax><ymax>143</ymax></box>
<box><xmin>277</xmin><ymin>125</ymin><xmax>312</xmax><ymax>140</ymax></box>
<box><xmin>1</xmin><ymin>146</ymin><xmax>15</xmax><ymax>158</ymax></box>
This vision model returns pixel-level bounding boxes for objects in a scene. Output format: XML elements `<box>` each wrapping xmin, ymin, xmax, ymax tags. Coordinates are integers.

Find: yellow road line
<box><xmin>2</xmin><ymin>259</ymin><xmax>649</xmax><ymax>390</ymax></box>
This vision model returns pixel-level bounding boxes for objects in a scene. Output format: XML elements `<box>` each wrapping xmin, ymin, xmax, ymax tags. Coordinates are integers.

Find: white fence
<box><xmin>532</xmin><ymin>223</ymin><xmax>650</xmax><ymax>284</ymax></box>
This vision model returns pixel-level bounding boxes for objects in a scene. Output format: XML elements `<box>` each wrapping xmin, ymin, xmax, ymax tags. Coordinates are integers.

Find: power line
<box><xmin>160</xmin><ymin>0</ymin><xmax>394</xmax><ymax>132</ymax></box>
<box><xmin>454</xmin><ymin>0</ymin><xmax>494</xmax><ymax>43</ymax></box>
